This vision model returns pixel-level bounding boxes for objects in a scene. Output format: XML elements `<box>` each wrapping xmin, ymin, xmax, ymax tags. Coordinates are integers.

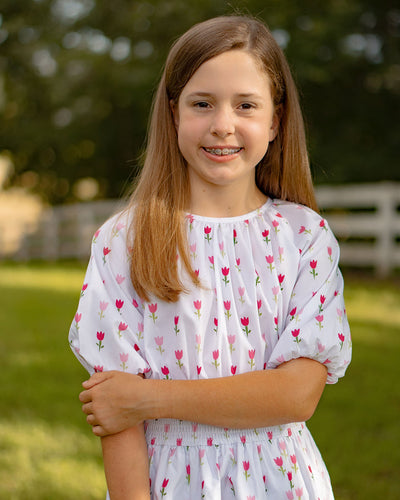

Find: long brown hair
<box><xmin>128</xmin><ymin>15</ymin><xmax>318</xmax><ymax>302</ymax></box>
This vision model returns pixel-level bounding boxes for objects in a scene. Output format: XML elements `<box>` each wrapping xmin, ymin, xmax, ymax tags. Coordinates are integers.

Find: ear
<box><xmin>269</xmin><ymin>106</ymin><xmax>281</xmax><ymax>142</ymax></box>
<box><xmin>170</xmin><ymin>99</ymin><xmax>179</xmax><ymax>131</ymax></box>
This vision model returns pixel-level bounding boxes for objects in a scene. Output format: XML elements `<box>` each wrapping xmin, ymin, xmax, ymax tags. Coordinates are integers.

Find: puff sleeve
<box><xmin>68</xmin><ymin>214</ymin><xmax>151</xmax><ymax>377</ymax></box>
<box><xmin>267</xmin><ymin>216</ymin><xmax>352</xmax><ymax>384</ymax></box>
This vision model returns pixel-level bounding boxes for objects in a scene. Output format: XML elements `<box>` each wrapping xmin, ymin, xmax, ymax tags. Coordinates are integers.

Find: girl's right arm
<box><xmin>101</xmin><ymin>423</ymin><xmax>150</xmax><ymax>500</ymax></box>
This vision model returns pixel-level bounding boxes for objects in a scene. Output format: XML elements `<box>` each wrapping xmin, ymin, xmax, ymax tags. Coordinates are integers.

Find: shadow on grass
<box><xmin>309</xmin><ymin>318</ymin><xmax>400</xmax><ymax>499</ymax></box>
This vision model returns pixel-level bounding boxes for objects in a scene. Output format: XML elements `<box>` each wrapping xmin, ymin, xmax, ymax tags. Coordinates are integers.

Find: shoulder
<box><xmin>270</xmin><ymin>199</ymin><xmax>339</xmax><ymax>252</ymax></box>
<box><xmin>90</xmin><ymin>210</ymin><xmax>132</xmax><ymax>260</ymax></box>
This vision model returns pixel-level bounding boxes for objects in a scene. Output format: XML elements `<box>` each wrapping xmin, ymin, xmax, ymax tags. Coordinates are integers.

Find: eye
<box><xmin>194</xmin><ymin>101</ymin><xmax>210</xmax><ymax>109</ymax></box>
<box><xmin>239</xmin><ymin>102</ymin><xmax>255</xmax><ymax>110</ymax></box>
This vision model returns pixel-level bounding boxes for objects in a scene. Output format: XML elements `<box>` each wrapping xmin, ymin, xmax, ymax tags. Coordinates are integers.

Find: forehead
<box><xmin>181</xmin><ymin>50</ymin><xmax>271</xmax><ymax>96</ymax></box>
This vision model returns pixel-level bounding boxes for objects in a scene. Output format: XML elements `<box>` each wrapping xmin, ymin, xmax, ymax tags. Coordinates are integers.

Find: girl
<box><xmin>70</xmin><ymin>15</ymin><xmax>352</xmax><ymax>500</ymax></box>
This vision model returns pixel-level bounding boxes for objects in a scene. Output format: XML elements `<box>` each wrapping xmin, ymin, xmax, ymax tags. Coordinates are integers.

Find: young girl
<box><xmin>70</xmin><ymin>15</ymin><xmax>351</xmax><ymax>500</ymax></box>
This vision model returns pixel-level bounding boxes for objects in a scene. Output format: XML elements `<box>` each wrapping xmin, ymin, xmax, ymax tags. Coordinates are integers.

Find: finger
<box><xmin>92</xmin><ymin>425</ymin><xmax>107</xmax><ymax>437</ymax></box>
<box><xmin>79</xmin><ymin>389</ymin><xmax>92</xmax><ymax>403</ymax></box>
<box><xmin>82</xmin><ymin>371</ymin><xmax>109</xmax><ymax>389</ymax></box>
<box><xmin>87</xmin><ymin>413</ymin><xmax>97</xmax><ymax>426</ymax></box>
<box><xmin>81</xmin><ymin>402</ymin><xmax>93</xmax><ymax>415</ymax></box>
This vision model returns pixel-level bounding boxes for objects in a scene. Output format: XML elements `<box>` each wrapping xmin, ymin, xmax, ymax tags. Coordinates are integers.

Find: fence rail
<box><xmin>2</xmin><ymin>183</ymin><xmax>400</xmax><ymax>276</ymax></box>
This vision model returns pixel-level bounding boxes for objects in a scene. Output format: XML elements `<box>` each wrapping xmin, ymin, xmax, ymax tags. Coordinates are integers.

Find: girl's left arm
<box><xmin>80</xmin><ymin>357</ymin><xmax>327</xmax><ymax>436</ymax></box>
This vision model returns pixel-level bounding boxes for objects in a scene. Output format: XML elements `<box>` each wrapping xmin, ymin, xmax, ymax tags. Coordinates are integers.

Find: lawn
<box><xmin>0</xmin><ymin>263</ymin><xmax>399</xmax><ymax>499</ymax></box>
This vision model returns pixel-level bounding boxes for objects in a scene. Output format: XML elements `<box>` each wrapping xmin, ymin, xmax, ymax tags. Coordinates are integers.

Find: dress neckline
<box><xmin>186</xmin><ymin>198</ymin><xmax>273</xmax><ymax>224</ymax></box>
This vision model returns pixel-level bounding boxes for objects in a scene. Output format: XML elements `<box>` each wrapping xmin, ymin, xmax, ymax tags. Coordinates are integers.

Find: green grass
<box><xmin>0</xmin><ymin>263</ymin><xmax>399</xmax><ymax>499</ymax></box>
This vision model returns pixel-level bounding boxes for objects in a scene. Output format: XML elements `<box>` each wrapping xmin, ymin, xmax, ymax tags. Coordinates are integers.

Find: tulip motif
<box><xmin>148</xmin><ymin>303</ymin><xmax>158</xmax><ymax>323</ymax></box>
<box><xmin>160</xmin><ymin>478</ymin><xmax>169</xmax><ymax>497</ymax></box>
<box><xmin>243</xmin><ymin>461</ymin><xmax>251</xmax><ymax>480</ymax></box>
<box><xmin>96</xmin><ymin>331</ymin><xmax>105</xmax><ymax>351</ymax></box>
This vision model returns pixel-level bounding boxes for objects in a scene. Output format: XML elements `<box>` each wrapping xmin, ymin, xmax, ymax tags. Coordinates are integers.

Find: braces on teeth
<box><xmin>205</xmin><ymin>148</ymin><xmax>241</xmax><ymax>156</ymax></box>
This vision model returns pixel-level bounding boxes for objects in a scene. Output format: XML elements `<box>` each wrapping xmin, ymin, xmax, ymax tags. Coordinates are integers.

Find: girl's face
<box><xmin>172</xmin><ymin>50</ymin><xmax>278</xmax><ymax>196</ymax></box>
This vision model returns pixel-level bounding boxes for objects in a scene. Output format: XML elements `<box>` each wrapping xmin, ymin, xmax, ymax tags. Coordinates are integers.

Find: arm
<box><xmin>81</xmin><ymin>357</ymin><xmax>327</xmax><ymax>436</ymax></box>
<box><xmin>101</xmin><ymin>424</ymin><xmax>150</xmax><ymax>500</ymax></box>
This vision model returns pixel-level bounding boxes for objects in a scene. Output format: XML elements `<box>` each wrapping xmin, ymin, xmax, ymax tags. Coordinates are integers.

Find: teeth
<box><xmin>205</xmin><ymin>148</ymin><xmax>241</xmax><ymax>156</ymax></box>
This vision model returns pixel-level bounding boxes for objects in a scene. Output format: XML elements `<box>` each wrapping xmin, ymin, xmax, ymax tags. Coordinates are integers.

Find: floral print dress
<box><xmin>69</xmin><ymin>198</ymin><xmax>352</xmax><ymax>500</ymax></box>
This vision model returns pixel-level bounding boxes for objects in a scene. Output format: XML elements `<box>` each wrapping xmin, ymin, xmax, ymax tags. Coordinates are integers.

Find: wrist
<box><xmin>142</xmin><ymin>379</ymin><xmax>172</xmax><ymax>421</ymax></box>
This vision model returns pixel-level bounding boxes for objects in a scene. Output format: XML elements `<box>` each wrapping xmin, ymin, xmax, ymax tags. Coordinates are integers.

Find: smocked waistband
<box><xmin>144</xmin><ymin>419</ymin><xmax>305</xmax><ymax>447</ymax></box>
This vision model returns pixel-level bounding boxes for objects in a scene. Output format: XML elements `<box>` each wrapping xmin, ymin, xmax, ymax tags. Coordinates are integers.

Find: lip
<box><xmin>201</xmin><ymin>146</ymin><xmax>243</xmax><ymax>162</ymax></box>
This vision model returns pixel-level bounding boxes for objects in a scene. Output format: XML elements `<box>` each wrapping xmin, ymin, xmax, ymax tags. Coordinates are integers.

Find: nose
<box><xmin>209</xmin><ymin>107</ymin><xmax>235</xmax><ymax>138</ymax></box>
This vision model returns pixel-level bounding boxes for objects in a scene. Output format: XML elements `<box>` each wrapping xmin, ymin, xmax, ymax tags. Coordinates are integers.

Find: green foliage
<box><xmin>0</xmin><ymin>1</ymin><xmax>399</xmax><ymax>203</ymax></box>
<box><xmin>0</xmin><ymin>262</ymin><xmax>399</xmax><ymax>498</ymax></box>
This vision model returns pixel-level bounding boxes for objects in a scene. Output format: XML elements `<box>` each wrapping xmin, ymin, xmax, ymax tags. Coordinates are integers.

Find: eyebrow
<box><xmin>185</xmin><ymin>92</ymin><xmax>264</xmax><ymax>100</ymax></box>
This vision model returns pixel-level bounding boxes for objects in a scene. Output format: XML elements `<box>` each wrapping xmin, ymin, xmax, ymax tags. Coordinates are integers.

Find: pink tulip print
<box><xmin>338</xmin><ymin>332</ymin><xmax>345</xmax><ymax>350</ymax></box>
<box><xmin>241</xmin><ymin>317</ymin><xmax>251</xmax><ymax>337</ymax></box>
<box><xmin>287</xmin><ymin>471</ymin><xmax>294</xmax><ymax>489</ymax></box>
<box><xmin>272</xmin><ymin>219</ymin><xmax>280</xmax><ymax>233</ymax></box>
<box><xmin>233</xmin><ymin>228</ymin><xmax>238</xmax><ymax>245</ymax></box>
<box><xmin>120</xmin><ymin>352</ymin><xmax>128</xmax><ymax>371</ymax></box>
<box><xmin>219</xmin><ymin>241</ymin><xmax>225</xmax><ymax>257</ymax></box>
<box><xmin>173</xmin><ymin>315</ymin><xmax>180</xmax><ymax>335</ymax></box>
<box><xmin>243</xmin><ymin>461</ymin><xmax>251</xmax><ymax>480</ymax></box>
<box><xmin>204</xmin><ymin>225</ymin><xmax>212</xmax><ymax>242</ymax></box>
<box><xmin>327</xmin><ymin>245</ymin><xmax>333</xmax><ymax>262</ymax></box>
<box><xmin>291</xmin><ymin>329</ymin><xmax>301</xmax><ymax>344</ymax></box>
<box><xmin>221</xmin><ymin>267</ymin><xmax>230</xmax><ymax>285</ymax></box>
<box><xmin>190</xmin><ymin>243</ymin><xmax>197</xmax><ymax>260</ymax></box>
<box><xmin>248</xmin><ymin>349</ymin><xmax>256</xmax><ymax>370</ymax></box>
<box><xmin>117</xmin><ymin>321</ymin><xmax>128</xmax><ymax>338</ymax></box>
<box><xmin>102</xmin><ymin>246</ymin><xmax>111</xmax><ymax>264</ymax></box>
<box><xmin>309</xmin><ymin>260</ymin><xmax>318</xmax><ymax>278</ymax></box>
<box><xmin>96</xmin><ymin>331</ymin><xmax>105</xmax><ymax>351</ymax></box>
<box><xmin>228</xmin><ymin>334</ymin><xmax>236</xmax><ymax>353</ymax></box>
<box><xmin>115</xmin><ymin>273</ymin><xmax>125</xmax><ymax>285</ymax></box>
<box><xmin>295</xmin><ymin>487</ymin><xmax>303</xmax><ymax>499</ymax></box>
<box><xmin>257</xmin><ymin>299</ymin><xmax>262</xmax><ymax>316</ymax></box>
<box><xmin>278</xmin><ymin>274</ymin><xmax>285</xmax><ymax>291</ymax></box>
<box><xmin>115</xmin><ymin>299</ymin><xmax>124</xmax><ymax>313</ymax></box>
<box><xmin>266</xmin><ymin>255</ymin><xmax>275</xmax><ymax>272</ymax></box>
<box><xmin>193</xmin><ymin>300</ymin><xmax>202</xmax><ymax>319</ymax></box>
<box><xmin>262</xmin><ymin>228</ymin><xmax>270</xmax><ymax>244</ymax></box>
<box><xmin>320</xmin><ymin>218</ymin><xmax>328</xmax><ymax>231</ymax></box>
<box><xmin>186</xmin><ymin>464</ymin><xmax>191</xmax><ymax>485</ymax></box>
<box><xmin>74</xmin><ymin>312</ymin><xmax>81</xmax><ymax>330</ymax></box>
<box><xmin>161</xmin><ymin>366</ymin><xmax>170</xmax><ymax>380</ymax></box>
<box><xmin>212</xmin><ymin>350</ymin><xmax>220</xmax><ymax>369</ymax></box>
<box><xmin>274</xmin><ymin>456</ymin><xmax>286</xmax><ymax>476</ymax></box>
<box><xmin>224</xmin><ymin>300</ymin><xmax>231</xmax><ymax>320</ymax></box>
<box><xmin>238</xmin><ymin>286</ymin><xmax>245</xmax><ymax>304</ymax></box>
<box><xmin>155</xmin><ymin>336</ymin><xmax>164</xmax><ymax>355</ymax></box>
<box><xmin>208</xmin><ymin>255</ymin><xmax>215</xmax><ymax>270</ymax></box>
<box><xmin>319</xmin><ymin>294</ymin><xmax>326</xmax><ymax>313</ymax></box>
<box><xmin>148</xmin><ymin>303</ymin><xmax>158</xmax><ymax>323</ymax></box>
<box><xmin>137</xmin><ymin>321</ymin><xmax>144</xmax><ymax>340</ymax></box>
<box><xmin>175</xmin><ymin>350</ymin><xmax>183</xmax><ymax>369</ymax></box>
<box><xmin>80</xmin><ymin>283</ymin><xmax>88</xmax><ymax>297</ymax></box>
<box><xmin>92</xmin><ymin>229</ymin><xmax>101</xmax><ymax>243</ymax></box>
<box><xmin>98</xmin><ymin>300</ymin><xmax>108</xmax><ymax>319</ymax></box>
<box><xmin>290</xmin><ymin>454</ymin><xmax>299</xmax><ymax>473</ymax></box>
<box><xmin>213</xmin><ymin>317</ymin><xmax>218</xmax><ymax>334</ymax></box>
<box><xmin>160</xmin><ymin>478</ymin><xmax>169</xmax><ymax>498</ymax></box>
<box><xmin>286</xmin><ymin>491</ymin><xmax>294</xmax><ymax>500</ymax></box>
<box><xmin>315</xmin><ymin>314</ymin><xmax>324</xmax><ymax>330</ymax></box>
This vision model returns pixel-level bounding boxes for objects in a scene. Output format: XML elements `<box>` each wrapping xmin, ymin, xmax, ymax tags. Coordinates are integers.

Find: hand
<box><xmin>79</xmin><ymin>371</ymin><xmax>147</xmax><ymax>437</ymax></box>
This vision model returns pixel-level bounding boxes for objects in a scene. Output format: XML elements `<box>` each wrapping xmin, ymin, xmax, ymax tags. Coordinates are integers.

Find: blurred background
<box><xmin>0</xmin><ymin>1</ymin><xmax>399</xmax><ymax>499</ymax></box>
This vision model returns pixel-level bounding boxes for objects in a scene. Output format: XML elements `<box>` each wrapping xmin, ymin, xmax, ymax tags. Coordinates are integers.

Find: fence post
<box><xmin>375</xmin><ymin>185</ymin><xmax>397</xmax><ymax>277</ymax></box>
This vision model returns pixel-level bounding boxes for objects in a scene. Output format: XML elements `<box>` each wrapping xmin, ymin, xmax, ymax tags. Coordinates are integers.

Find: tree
<box><xmin>0</xmin><ymin>0</ymin><xmax>398</xmax><ymax>204</ymax></box>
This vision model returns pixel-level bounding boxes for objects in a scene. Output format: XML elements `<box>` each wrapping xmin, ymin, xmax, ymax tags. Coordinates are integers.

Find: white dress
<box><xmin>69</xmin><ymin>198</ymin><xmax>352</xmax><ymax>499</ymax></box>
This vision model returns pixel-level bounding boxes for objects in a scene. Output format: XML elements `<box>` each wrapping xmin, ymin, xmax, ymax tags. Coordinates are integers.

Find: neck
<box><xmin>188</xmin><ymin>180</ymin><xmax>267</xmax><ymax>218</ymax></box>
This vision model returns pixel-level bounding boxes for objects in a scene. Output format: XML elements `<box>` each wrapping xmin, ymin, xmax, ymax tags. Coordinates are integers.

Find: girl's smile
<box><xmin>172</xmin><ymin>49</ymin><xmax>279</xmax><ymax>214</ymax></box>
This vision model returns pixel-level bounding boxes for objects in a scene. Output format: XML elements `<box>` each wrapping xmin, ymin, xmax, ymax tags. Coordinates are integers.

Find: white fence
<box><xmin>2</xmin><ymin>183</ymin><xmax>400</xmax><ymax>277</ymax></box>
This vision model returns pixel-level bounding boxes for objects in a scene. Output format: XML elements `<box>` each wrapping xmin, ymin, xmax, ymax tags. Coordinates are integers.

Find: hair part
<box><xmin>128</xmin><ymin>15</ymin><xmax>318</xmax><ymax>302</ymax></box>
